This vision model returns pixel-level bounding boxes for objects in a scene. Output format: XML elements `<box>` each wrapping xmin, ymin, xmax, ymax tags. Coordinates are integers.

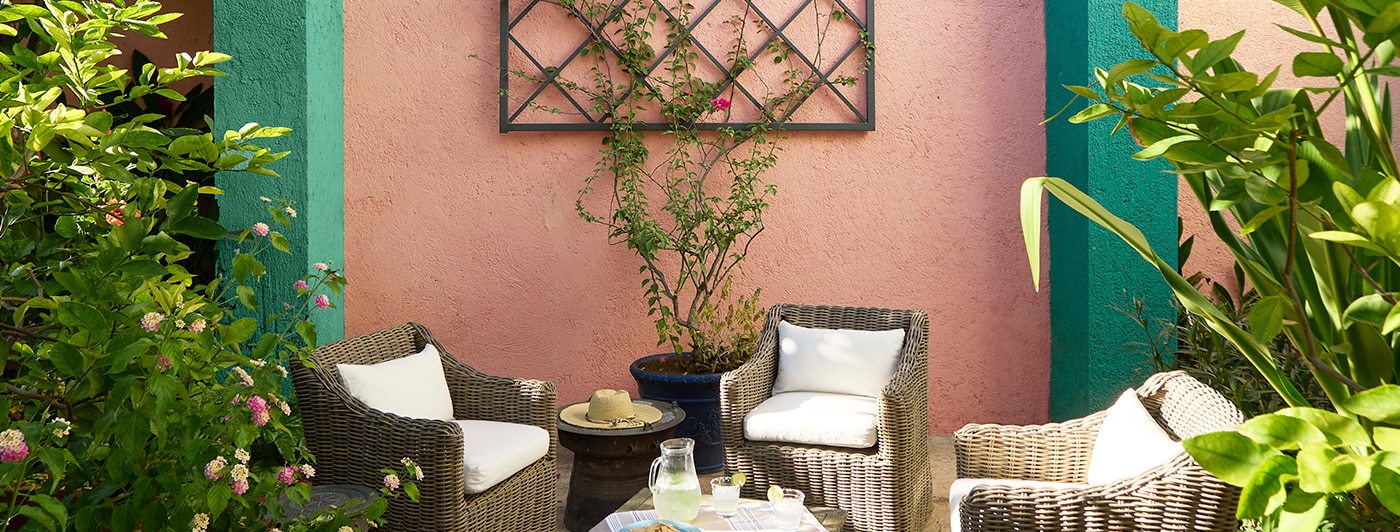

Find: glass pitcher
<box><xmin>649</xmin><ymin>437</ymin><xmax>701</xmax><ymax>522</ymax></box>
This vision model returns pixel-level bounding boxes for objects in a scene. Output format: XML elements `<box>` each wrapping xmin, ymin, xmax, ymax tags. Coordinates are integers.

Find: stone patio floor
<box><xmin>554</xmin><ymin>435</ymin><xmax>954</xmax><ymax>532</ymax></box>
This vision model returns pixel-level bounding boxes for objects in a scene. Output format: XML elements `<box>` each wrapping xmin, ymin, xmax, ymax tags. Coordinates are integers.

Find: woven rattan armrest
<box><xmin>953</xmin><ymin>412</ymin><xmax>1105</xmax><ymax>482</ymax></box>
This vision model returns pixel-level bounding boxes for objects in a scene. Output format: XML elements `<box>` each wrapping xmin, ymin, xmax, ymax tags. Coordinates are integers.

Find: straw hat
<box><xmin>559</xmin><ymin>389</ymin><xmax>663</xmax><ymax>429</ymax></box>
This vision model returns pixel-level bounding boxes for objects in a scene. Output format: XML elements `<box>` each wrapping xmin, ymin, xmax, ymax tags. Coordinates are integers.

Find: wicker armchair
<box><xmin>290</xmin><ymin>322</ymin><xmax>557</xmax><ymax>532</ymax></box>
<box><xmin>952</xmin><ymin>370</ymin><xmax>1246</xmax><ymax>532</ymax></box>
<box><xmin>720</xmin><ymin>304</ymin><xmax>931</xmax><ymax>532</ymax></box>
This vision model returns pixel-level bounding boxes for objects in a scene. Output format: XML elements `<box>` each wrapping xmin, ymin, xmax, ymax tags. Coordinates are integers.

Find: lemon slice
<box><xmin>767</xmin><ymin>484</ymin><xmax>785</xmax><ymax>503</ymax></box>
<box><xmin>731</xmin><ymin>471</ymin><xmax>747</xmax><ymax>487</ymax></box>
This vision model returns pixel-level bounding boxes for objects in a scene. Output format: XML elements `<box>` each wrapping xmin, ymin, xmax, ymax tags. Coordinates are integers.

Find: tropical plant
<box><xmin>0</xmin><ymin>2</ymin><xmax>415</xmax><ymax>530</ymax></box>
<box><xmin>1022</xmin><ymin>1</ymin><xmax>1400</xmax><ymax>528</ymax></box>
<box><xmin>539</xmin><ymin>0</ymin><xmax>868</xmax><ymax>373</ymax></box>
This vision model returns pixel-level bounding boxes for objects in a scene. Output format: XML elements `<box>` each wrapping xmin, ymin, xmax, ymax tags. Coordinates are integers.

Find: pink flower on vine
<box><xmin>252</xmin><ymin>223</ymin><xmax>270</xmax><ymax>237</ymax></box>
<box><xmin>141</xmin><ymin>312</ymin><xmax>164</xmax><ymax>332</ymax></box>
<box><xmin>155</xmin><ymin>354</ymin><xmax>172</xmax><ymax>371</ymax></box>
<box><xmin>314</xmin><ymin>295</ymin><xmax>330</xmax><ymax>309</ymax></box>
<box><xmin>711</xmin><ymin>97</ymin><xmax>731</xmax><ymax>111</ymax></box>
<box><xmin>293</xmin><ymin>280</ymin><xmax>309</xmax><ymax>290</ymax></box>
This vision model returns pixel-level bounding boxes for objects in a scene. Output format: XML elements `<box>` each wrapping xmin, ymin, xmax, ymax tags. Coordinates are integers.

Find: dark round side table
<box><xmin>557</xmin><ymin>398</ymin><xmax>685</xmax><ymax>532</ymax></box>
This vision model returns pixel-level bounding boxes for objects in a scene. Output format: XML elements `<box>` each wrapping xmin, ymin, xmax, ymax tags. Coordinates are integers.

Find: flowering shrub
<box><xmin>0</xmin><ymin>2</ymin><xmax>414</xmax><ymax>530</ymax></box>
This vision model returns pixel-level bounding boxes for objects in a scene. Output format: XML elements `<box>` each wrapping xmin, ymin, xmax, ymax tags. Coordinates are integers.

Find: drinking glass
<box><xmin>710</xmin><ymin>477</ymin><xmax>740</xmax><ymax>517</ymax></box>
<box><xmin>772</xmin><ymin>488</ymin><xmax>805</xmax><ymax>532</ymax></box>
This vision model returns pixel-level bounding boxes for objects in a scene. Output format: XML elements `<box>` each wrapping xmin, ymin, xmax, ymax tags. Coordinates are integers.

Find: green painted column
<box><xmin>213</xmin><ymin>0</ymin><xmax>346</xmax><ymax>342</ymax></box>
<box><xmin>1044</xmin><ymin>0</ymin><xmax>1177</xmax><ymax>419</ymax></box>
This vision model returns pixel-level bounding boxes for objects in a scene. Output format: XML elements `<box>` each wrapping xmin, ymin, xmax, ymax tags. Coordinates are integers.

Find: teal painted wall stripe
<box><xmin>1045</xmin><ymin>0</ymin><xmax>1178</xmax><ymax>419</ymax></box>
<box><xmin>213</xmin><ymin>0</ymin><xmax>346</xmax><ymax>344</ymax></box>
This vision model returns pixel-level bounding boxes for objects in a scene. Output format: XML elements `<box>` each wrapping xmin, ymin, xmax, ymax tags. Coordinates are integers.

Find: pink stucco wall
<box><xmin>341</xmin><ymin>1</ymin><xmax>1050</xmax><ymax>433</ymax></box>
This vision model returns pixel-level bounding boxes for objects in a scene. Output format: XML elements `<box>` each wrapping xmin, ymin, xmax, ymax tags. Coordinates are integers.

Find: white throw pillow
<box><xmin>454</xmin><ymin>420</ymin><xmax>550</xmax><ymax>494</ymax></box>
<box><xmin>1086</xmin><ymin>388</ymin><xmax>1183</xmax><ymax>485</ymax></box>
<box><xmin>337</xmin><ymin>344</ymin><xmax>454</xmax><ymax>421</ymax></box>
<box><xmin>772</xmin><ymin>321</ymin><xmax>906</xmax><ymax>398</ymax></box>
<box><xmin>743</xmin><ymin>392</ymin><xmax>880</xmax><ymax>448</ymax></box>
<box><xmin>948</xmin><ymin>478</ymin><xmax>1088</xmax><ymax>532</ymax></box>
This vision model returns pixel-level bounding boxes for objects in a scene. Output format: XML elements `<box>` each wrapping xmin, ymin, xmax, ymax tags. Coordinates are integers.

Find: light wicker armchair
<box><xmin>720</xmin><ymin>304</ymin><xmax>932</xmax><ymax>532</ymax></box>
<box><xmin>953</xmin><ymin>370</ymin><xmax>1246</xmax><ymax>532</ymax></box>
<box><xmin>290</xmin><ymin>322</ymin><xmax>557</xmax><ymax>532</ymax></box>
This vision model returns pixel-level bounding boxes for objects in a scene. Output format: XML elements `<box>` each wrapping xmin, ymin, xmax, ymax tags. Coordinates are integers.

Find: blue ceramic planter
<box><xmin>629</xmin><ymin>353</ymin><xmax>724</xmax><ymax>473</ymax></box>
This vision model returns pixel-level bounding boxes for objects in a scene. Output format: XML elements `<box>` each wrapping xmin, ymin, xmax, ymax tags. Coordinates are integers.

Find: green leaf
<box><xmin>165</xmin><ymin>182</ymin><xmax>199</xmax><ymax>223</ymax></box>
<box><xmin>220</xmin><ymin>318</ymin><xmax>258</xmax><ymax>347</ymax></box>
<box><xmin>1278</xmin><ymin>489</ymin><xmax>1328</xmax><ymax>532</ymax></box>
<box><xmin>1158</xmin><ymin>29</ymin><xmax>1209</xmax><ymax>59</ymax></box>
<box><xmin>1248</xmin><ymin>295</ymin><xmax>1288</xmax><ymax>344</ymax></box>
<box><xmin>1236</xmin><ymin>453</ymin><xmax>1297</xmax><ymax>519</ymax></box>
<box><xmin>1245</xmin><ymin>174</ymin><xmax>1288</xmax><ymax>204</ymax></box>
<box><xmin>1196</xmin><ymin>71</ymin><xmax>1258</xmax><ymax>93</ymax></box>
<box><xmin>269</xmin><ymin>232</ymin><xmax>290</xmax><ymax>253</ymax></box>
<box><xmin>48</xmin><ymin>342</ymin><xmax>85</xmax><ymax>377</ymax></box>
<box><xmin>1239</xmin><ymin>413</ymin><xmax>1326</xmax><ymax>450</ymax></box>
<box><xmin>1068</xmin><ymin>103</ymin><xmax>1117</xmax><ymax>124</ymax></box>
<box><xmin>1133</xmin><ymin>134</ymin><xmax>1199</xmax><ymax>160</ymax></box>
<box><xmin>295</xmin><ymin>320</ymin><xmax>318</xmax><ymax>348</ymax></box>
<box><xmin>1105</xmin><ymin>59</ymin><xmax>1158</xmax><ymax>88</ymax></box>
<box><xmin>1276</xmin><ymin>24</ymin><xmax>1344</xmax><ymax>47</ymax></box>
<box><xmin>1369</xmin><ymin>1</ymin><xmax>1400</xmax><ymax>34</ymax></box>
<box><xmin>1384</xmin><ymin>303</ymin><xmax>1400</xmax><ymax>335</ymax></box>
<box><xmin>236</xmin><ymin>285</ymin><xmax>259</xmax><ymax>312</ymax></box>
<box><xmin>167</xmin><ymin>216</ymin><xmax>226</xmax><ymax>240</ymax></box>
<box><xmin>1373</xmin><ymin>452</ymin><xmax>1400</xmax><ymax>514</ymax></box>
<box><xmin>1190</xmin><ymin>30</ymin><xmax>1246</xmax><ymax>75</ymax></box>
<box><xmin>1310</xmin><ymin>231</ymin><xmax>1387</xmax><ymax>254</ymax></box>
<box><xmin>206</xmin><ymin>483</ymin><xmax>231</xmax><ymax>520</ymax></box>
<box><xmin>57</xmin><ymin>301</ymin><xmax>109</xmax><ymax>344</ymax></box>
<box><xmin>1184</xmin><ymin>431</ymin><xmax>1280</xmax><ymax>486</ymax></box>
<box><xmin>14</xmin><ymin>505</ymin><xmax>55</xmax><ymax>531</ymax></box>
<box><xmin>1376</xmin><ymin>428</ymin><xmax>1400</xmax><ymax>452</ymax></box>
<box><xmin>1292</xmin><ymin>51</ymin><xmax>1344</xmax><ymax>77</ymax></box>
<box><xmin>1297</xmin><ymin>443</ymin><xmax>1371</xmax><ymax>493</ymax></box>
<box><xmin>1064</xmin><ymin>85</ymin><xmax>1102</xmax><ymax>101</ymax></box>
<box><xmin>1241</xmin><ymin>206</ymin><xmax>1289</xmax><ymax>235</ymax></box>
<box><xmin>1341</xmin><ymin>385</ymin><xmax>1400</xmax><ymax>423</ymax></box>
<box><xmin>231</xmin><ymin>254</ymin><xmax>265</xmax><ymax>282</ymax></box>
<box><xmin>1276</xmin><ymin>407</ymin><xmax>1371</xmax><ymax>447</ymax></box>
<box><xmin>117</xmin><ymin>260</ymin><xmax>167</xmax><ymax>278</ymax></box>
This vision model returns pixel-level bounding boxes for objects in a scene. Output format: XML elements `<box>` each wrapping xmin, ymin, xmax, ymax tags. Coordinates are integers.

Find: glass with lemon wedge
<box><xmin>767</xmin><ymin>484</ymin><xmax>805</xmax><ymax>531</ymax></box>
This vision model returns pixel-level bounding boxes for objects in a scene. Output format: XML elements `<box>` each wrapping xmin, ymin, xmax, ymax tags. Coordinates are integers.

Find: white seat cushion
<box><xmin>948</xmin><ymin>478</ymin><xmax>1088</xmax><ymax>532</ymax></box>
<box><xmin>1086</xmin><ymin>389</ymin><xmax>1184</xmax><ymax>485</ymax></box>
<box><xmin>743</xmin><ymin>392</ymin><xmax>879</xmax><ymax>448</ymax></box>
<box><xmin>773</xmin><ymin>321</ymin><xmax>906</xmax><ymax>398</ymax></box>
<box><xmin>337</xmin><ymin>344</ymin><xmax>454</xmax><ymax>421</ymax></box>
<box><xmin>454</xmin><ymin>420</ymin><xmax>550</xmax><ymax>494</ymax></box>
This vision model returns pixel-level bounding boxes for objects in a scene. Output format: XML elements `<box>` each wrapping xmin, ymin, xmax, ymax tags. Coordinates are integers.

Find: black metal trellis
<box><xmin>499</xmin><ymin>0</ymin><xmax>875</xmax><ymax>132</ymax></box>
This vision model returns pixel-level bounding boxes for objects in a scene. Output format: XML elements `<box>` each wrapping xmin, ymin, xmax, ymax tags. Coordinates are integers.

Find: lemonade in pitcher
<box><xmin>649</xmin><ymin>438</ymin><xmax>702</xmax><ymax>522</ymax></box>
<box><xmin>652</xmin><ymin>478</ymin><xmax>702</xmax><ymax>521</ymax></box>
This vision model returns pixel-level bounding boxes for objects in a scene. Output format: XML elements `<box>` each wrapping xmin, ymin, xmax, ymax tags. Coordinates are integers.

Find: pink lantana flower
<box><xmin>383</xmin><ymin>473</ymin><xmax>400</xmax><ymax>491</ymax></box>
<box><xmin>0</xmin><ymin>429</ymin><xmax>28</xmax><ymax>462</ymax></box>
<box><xmin>710</xmin><ymin>97</ymin><xmax>731</xmax><ymax>111</ymax></box>
<box><xmin>252</xmin><ymin>222</ymin><xmax>270</xmax><ymax>236</ymax></box>
<box><xmin>248</xmin><ymin>396</ymin><xmax>271</xmax><ymax>426</ymax></box>
<box><xmin>204</xmin><ymin>456</ymin><xmax>228</xmax><ymax>480</ymax></box>
<box><xmin>278</xmin><ymin>466</ymin><xmax>298</xmax><ymax>485</ymax></box>
<box><xmin>141</xmin><ymin>312</ymin><xmax>164</xmax><ymax>332</ymax></box>
<box><xmin>188</xmin><ymin>318</ymin><xmax>207</xmax><ymax>333</ymax></box>
<box><xmin>312</xmin><ymin>262</ymin><xmax>328</xmax><ymax>271</ymax></box>
<box><xmin>314</xmin><ymin>294</ymin><xmax>331</xmax><ymax>309</ymax></box>
<box><xmin>292</xmin><ymin>280</ymin><xmax>309</xmax><ymax>290</ymax></box>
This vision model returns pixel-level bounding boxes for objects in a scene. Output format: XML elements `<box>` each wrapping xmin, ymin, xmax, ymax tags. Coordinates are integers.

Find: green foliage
<box><xmin>0</xmin><ymin>2</ymin><xmax>413</xmax><ymax>530</ymax></box>
<box><xmin>551</xmin><ymin>1</ymin><xmax>869</xmax><ymax>373</ymax></box>
<box><xmin>1025</xmin><ymin>0</ymin><xmax>1400</xmax><ymax>528</ymax></box>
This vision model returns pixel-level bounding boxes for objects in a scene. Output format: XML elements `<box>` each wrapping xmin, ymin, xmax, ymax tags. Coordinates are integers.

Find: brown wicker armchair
<box><xmin>952</xmin><ymin>370</ymin><xmax>1246</xmax><ymax>532</ymax></box>
<box><xmin>720</xmin><ymin>304</ymin><xmax>932</xmax><ymax>532</ymax></box>
<box><xmin>290</xmin><ymin>322</ymin><xmax>557</xmax><ymax>532</ymax></box>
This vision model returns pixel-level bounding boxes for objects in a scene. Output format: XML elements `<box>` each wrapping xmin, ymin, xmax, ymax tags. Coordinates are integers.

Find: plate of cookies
<box><xmin>617</xmin><ymin>519</ymin><xmax>702</xmax><ymax>532</ymax></box>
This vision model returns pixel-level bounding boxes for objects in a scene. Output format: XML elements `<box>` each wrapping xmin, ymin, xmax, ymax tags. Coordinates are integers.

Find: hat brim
<box><xmin>559</xmin><ymin>401</ymin><xmax>664</xmax><ymax>429</ymax></box>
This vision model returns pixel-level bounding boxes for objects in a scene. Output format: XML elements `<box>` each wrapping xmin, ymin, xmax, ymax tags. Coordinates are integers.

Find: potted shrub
<box><xmin>1025</xmin><ymin>2</ymin><xmax>1400</xmax><ymax>528</ymax></box>
<box><xmin>534</xmin><ymin>0</ymin><xmax>869</xmax><ymax>471</ymax></box>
